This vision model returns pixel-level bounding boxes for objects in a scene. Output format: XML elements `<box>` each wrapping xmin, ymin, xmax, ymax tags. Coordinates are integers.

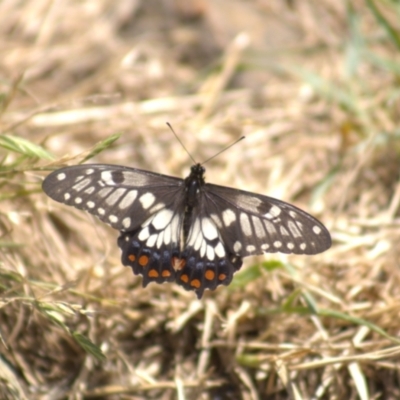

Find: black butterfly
<box><xmin>42</xmin><ymin>162</ymin><xmax>331</xmax><ymax>298</ymax></box>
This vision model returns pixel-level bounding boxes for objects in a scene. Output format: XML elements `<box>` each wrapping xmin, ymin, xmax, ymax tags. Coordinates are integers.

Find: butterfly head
<box><xmin>187</xmin><ymin>164</ymin><xmax>205</xmax><ymax>185</ymax></box>
<box><xmin>191</xmin><ymin>164</ymin><xmax>205</xmax><ymax>176</ymax></box>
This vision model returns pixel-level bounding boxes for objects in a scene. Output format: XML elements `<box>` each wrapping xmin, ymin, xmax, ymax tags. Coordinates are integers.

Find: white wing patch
<box><xmin>313</xmin><ymin>225</ymin><xmax>322</xmax><ymax>234</ymax></box>
<box><xmin>139</xmin><ymin>192</ymin><xmax>156</xmax><ymax>209</ymax></box>
<box><xmin>214</xmin><ymin>242</ymin><xmax>225</xmax><ymax>257</ymax></box>
<box><xmin>236</xmin><ymin>194</ymin><xmax>262</xmax><ymax>211</ymax></box>
<box><xmin>100</xmin><ymin>171</ymin><xmax>114</xmax><ymax>185</ymax></box>
<box><xmin>138</xmin><ymin>226</ymin><xmax>150</xmax><ymax>241</ymax></box>
<box><xmin>206</xmin><ymin>245</ymin><xmax>215</xmax><ymax>261</ymax></box>
<box><xmin>240</xmin><ymin>213</ymin><xmax>252</xmax><ymax>236</ymax></box>
<box><xmin>280</xmin><ymin>226</ymin><xmax>289</xmax><ymax>236</ymax></box>
<box><xmin>146</xmin><ymin>234</ymin><xmax>157</xmax><ymax>247</ymax></box>
<box><xmin>288</xmin><ymin>221</ymin><xmax>301</xmax><ymax>237</ymax></box>
<box><xmin>118</xmin><ymin>190</ymin><xmax>137</xmax><ymax>209</ymax></box>
<box><xmin>109</xmin><ymin>215</ymin><xmax>118</xmax><ymax>223</ymax></box>
<box><xmin>264</xmin><ymin>220</ymin><xmax>276</xmax><ymax>235</ymax></box>
<box><xmin>72</xmin><ymin>178</ymin><xmax>91</xmax><ymax>192</ymax></box>
<box><xmin>233</xmin><ymin>241</ymin><xmax>242</xmax><ymax>253</ymax></box>
<box><xmin>152</xmin><ymin>209</ymin><xmax>174</xmax><ymax>230</ymax></box>
<box><xmin>106</xmin><ymin>188</ymin><xmax>127</xmax><ymax>206</ymax></box>
<box><xmin>252</xmin><ymin>216</ymin><xmax>266</xmax><ymax>239</ymax></box>
<box><xmin>202</xmin><ymin>217</ymin><xmax>218</xmax><ymax>240</ymax></box>
<box><xmin>98</xmin><ymin>187</ymin><xmax>113</xmax><ymax>198</ymax></box>
<box><xmin>265</xmin><ymin>205</ymin><xmax>282</xmax><ymax>219</ymax></box>
<box><xmin>121</xmin><ymin>171</ymin><xmax>151</xmax><ymax>186</ymax></box>
<box><xmin>222</xmin><ymin>209</ymin><xmax>236</xmax><ymax>226</ymax></box>
<box><xmin>84</xmin><ymin>186</ymin><xmax>95</xmax><ymax>194</ymax></box>
<box><xmin>122</xmin><ymin>217</ymin><xmax>131</xmax><ymax>229</ymax></box>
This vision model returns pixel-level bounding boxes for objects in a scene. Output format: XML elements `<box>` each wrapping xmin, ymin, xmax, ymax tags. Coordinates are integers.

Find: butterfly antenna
<box><xmin>166</xmin><ymin>122</ymin><xmax>197</xmax><ymax>164</ymax></box>
<box><xmin>201</xmin><ymin>136</ymin><xmax>245</xmax><ymax>165</ymax></box>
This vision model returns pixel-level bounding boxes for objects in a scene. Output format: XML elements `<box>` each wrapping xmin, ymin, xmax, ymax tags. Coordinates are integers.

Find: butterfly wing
<box><xmin>203</xmin><ymin>183</ymin><xmax>331</xmax><ymax>256</ymax></box>
<box><xmin>42</xmin><ymin>164</ymin><xmax>183</xmax><ymax>232</ymax></box>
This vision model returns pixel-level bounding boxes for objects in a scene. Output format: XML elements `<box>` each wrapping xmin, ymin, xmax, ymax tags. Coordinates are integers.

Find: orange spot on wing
<box><xmin>172</xmin><ymin>257</ymin><xmax>186</xmax><ymax>270</ymax></box>
<box><xmin>148</xmin><ymin>269</ymin><xmax>159</xmax><ymax>278</ymax></box>
<box><xmin>128</xmin><ymin>254</ymin><xmax>136</xmax><ymax>262</ymax></box>
<box><xmin>180</xmin><ymin>274</ymin><xmax>189</xmax><ymax>283</ymax></box>
<box><xmin>162</xmin><ymin>270</ymin><xmax>171</xmax><ymax>278</ymax></box>
<box><xmin>139</xmin><ymin>255</ymin><xmax>149</xmax><ymax>266</ymax></box>
<box><xmin>205</xmin><ymin>270</ymin><xmax>215</xmax><ymax>280</ymax></box>
<box><xmin>218</xmin><ymin>273</ymin><xmax>227</xmax><ymax>281</ymax></box>
<box><xmin>190</xmin><ymin>279</ymin><xmax>201</xmax><ymax>288</ymax></box>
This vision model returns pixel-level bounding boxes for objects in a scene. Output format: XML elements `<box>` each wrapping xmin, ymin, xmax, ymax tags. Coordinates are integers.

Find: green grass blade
<box><xmin>79</xmin><ymin>133</ymin><xmax>121</xmax><ymax>164</ymax></box>
<box><xmin>0</xmin><ymin>134</ymin><xmax>54</xmax><ymax>160</ymax></box>
<box><xmin>366</xmin><ymin>0</ymin><xmax>400</xmax><ymax>50</ymax></box>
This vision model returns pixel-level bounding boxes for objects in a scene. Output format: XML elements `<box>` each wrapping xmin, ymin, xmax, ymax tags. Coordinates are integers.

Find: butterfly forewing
<box><xmin>42</xmin><ymin>164</ymin><xmax>183</xmax><ymax>232</ymax></box>
<box><xmin>43</xmin><ymin>162</ymin><xmax>331</xmax><ymax>298</ymax></box>
<box><xmin>202</xmin><ymin>183</ymin><xmax>331</xmax><ymax>256</ymax></box>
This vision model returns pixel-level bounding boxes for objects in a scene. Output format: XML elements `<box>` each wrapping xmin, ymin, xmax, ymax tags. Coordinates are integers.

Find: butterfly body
<box><xmin>43</xmin><ymin>162</ymin><xmax>331</xmax><ymax>298</ymax></box>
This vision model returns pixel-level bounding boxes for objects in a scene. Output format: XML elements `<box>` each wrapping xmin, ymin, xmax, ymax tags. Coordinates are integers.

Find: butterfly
<box><xmin>42</xmin><ymin>160</ymin><xmax>331</xmax><ymax>298</ymax></box>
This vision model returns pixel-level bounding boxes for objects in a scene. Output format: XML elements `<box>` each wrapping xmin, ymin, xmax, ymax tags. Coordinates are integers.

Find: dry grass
<box><xmin>1</xmin><ymin>0</ymin><xmax>400</xmax><ymax>399</ymax></box>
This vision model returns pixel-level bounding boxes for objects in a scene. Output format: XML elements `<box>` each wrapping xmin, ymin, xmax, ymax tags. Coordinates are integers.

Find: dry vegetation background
<box><xmin>1</xmin><ymin>0</ymin><xmax>400</xmax><ymax>399</ymax></box>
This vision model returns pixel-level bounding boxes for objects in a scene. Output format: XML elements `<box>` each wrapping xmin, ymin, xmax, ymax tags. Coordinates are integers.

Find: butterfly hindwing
<box><xmin>118</xmin><ymin>207</ymin><xmax>184</xmax><ymax>288</ymax></box>
<box><xmin>175</xmin><ymin>214</ymin><xmax>243</xmax><ymax>298</ymax></box>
